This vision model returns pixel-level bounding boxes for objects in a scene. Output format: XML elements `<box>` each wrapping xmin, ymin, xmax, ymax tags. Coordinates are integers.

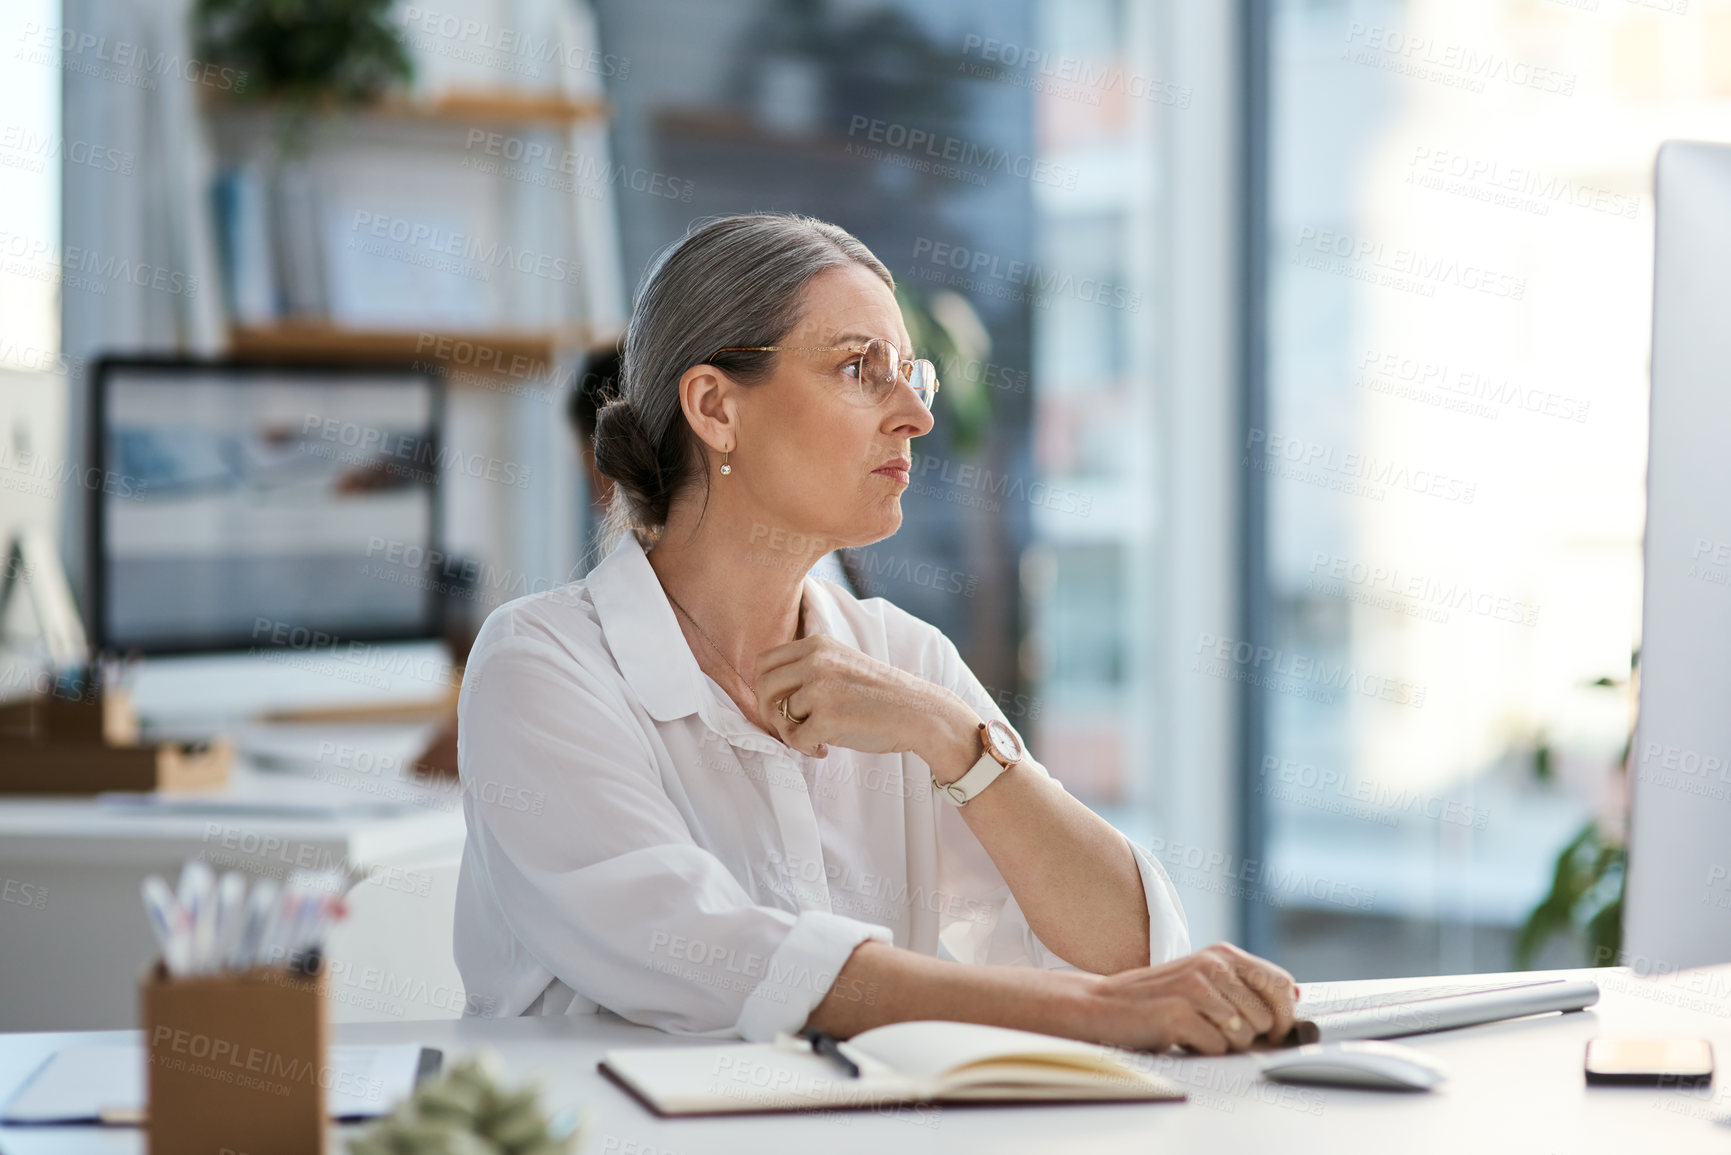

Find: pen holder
<box><xmin>141</xmin><ymin>961</ymin><xmax>329</xmax><ymax>1155</ymax></box>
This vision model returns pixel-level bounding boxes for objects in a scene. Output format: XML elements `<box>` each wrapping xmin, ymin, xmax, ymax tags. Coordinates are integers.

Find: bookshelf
<box><xmin>204</xmin><ymin>86</ymin><xmax>613</xmax><ymax>367</ymax></box>
<box><xmin>201</xmin><ymin>88</ymin><xmax>609</xmax><ymax>130</ymax></box>
<box><xmin>199</xmin><ymin>75</ymin><xmax>622</xmax><ymax>611</ymax></box>
<box><xmin>227</xmin><ymin>322</ymin><xmax>598</xmax><ymax>374</ymax></box>
<box><xmin>368</xmin><ymin>89</ymin><xmax>607</xmax><ymax>127</ymax></box>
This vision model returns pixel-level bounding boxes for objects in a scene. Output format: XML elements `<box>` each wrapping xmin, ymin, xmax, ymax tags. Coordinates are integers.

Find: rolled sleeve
<box><xmin>1127</xmin><ymin>837</ymin><xmax>1193</xmax><ymax>962</ymax></box>
<box><xmin>456</xmin><ymin>627</ymin><xmax>888</xmax><ymax>1038</ymax></box>
<box><xmin>735</xmin><ymin>911</ymin><xmax>893</xmax><ymax>1042</ymax></box>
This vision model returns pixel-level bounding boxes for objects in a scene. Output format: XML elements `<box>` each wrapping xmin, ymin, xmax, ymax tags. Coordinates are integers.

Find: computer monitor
<box><xmin>89</xmin><ymin>358</ymin><xmax>443</xmax><ymax>654</ymax></box>
<box><xmin>1624</xmin><ymin>141</ymin><xmax>1731</xmax><ymax>971</ymax></box>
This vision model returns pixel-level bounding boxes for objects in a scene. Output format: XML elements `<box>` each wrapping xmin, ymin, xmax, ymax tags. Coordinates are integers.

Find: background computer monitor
<box><xmin>1625</xmin><ymin>141</ymin><xmax>1731</xmax><ymax>971</ymax></box>
<box><xmin>90</xmin><ymin>359</ymin><xmax>443</xmax><ymax>655</ymax></box>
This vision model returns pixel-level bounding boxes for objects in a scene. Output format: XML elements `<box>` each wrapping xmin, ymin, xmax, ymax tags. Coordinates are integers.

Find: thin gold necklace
<box><xmin>664</xmin><ymin>589</ymin><xmax>804</xmax><ymax>696</ymax></box>
<box><xmin>665</xmin><ymin>589</ymin><xmax>754</xmax><ymax>691</ymax></box>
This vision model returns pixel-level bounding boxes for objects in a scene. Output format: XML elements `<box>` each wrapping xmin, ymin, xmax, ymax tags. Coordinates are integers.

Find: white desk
<box><xmin>0</xmin><ymin>648</ymin><xmax>469</xmax><ymax>1032</ymax></box>
<box><xmin>0</xmin><ymin>755</ymin><xmax>466</xmax><ymax>1033</ymax></box>
<box><xmin>2</xmin><ymin>966</ymin><xmax>1729</xmax><ymax>1154</ymax></box>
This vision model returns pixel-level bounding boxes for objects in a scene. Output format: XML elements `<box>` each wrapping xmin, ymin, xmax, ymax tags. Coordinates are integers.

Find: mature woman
<box><xmin>454</xmin><ymin>213</ymin><xmax>1298</xmax><ymax>1053</ymax></box>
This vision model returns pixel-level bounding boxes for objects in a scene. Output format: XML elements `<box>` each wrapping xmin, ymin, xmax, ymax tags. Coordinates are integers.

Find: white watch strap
<box><xmin>939</xmin><ymin>746</ymin><xmax>1012</xmax><ymax>806</ymax></box>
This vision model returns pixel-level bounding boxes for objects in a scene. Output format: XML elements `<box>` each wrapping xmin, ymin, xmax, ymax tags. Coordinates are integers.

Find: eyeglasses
<box><xmin>709</xmin><ymin>337</ymin><xmax>940</xmax><ymax>410</ymax></box>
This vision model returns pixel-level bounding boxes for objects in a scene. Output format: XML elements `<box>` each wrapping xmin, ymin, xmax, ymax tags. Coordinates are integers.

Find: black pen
<box><xmin>799</xmin><ymin>1028</ymin><xmax>860</xmax><ymax>1078</ymax></box>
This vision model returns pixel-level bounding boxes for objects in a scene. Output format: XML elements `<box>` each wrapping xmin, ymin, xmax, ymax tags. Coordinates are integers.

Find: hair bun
<box><xmin>593</xmin><ymin>396</ymin><xmax>672</xmax><ymax>528</ymax></box>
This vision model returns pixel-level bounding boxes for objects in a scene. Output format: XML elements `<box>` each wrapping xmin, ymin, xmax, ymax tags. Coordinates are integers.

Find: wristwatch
<box><xmin>937</xmin><ymin>719</ymin><xmax>1024</xmax><ymax>806</ymax></box>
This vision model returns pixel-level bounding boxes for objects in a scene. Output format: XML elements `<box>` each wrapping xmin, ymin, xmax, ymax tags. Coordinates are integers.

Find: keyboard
<box><xmin>1297</xmin><ymin>979</ymin><xmax>1553</xmax><ymax>1018</ymax></box>
<box><xmin>1289</xmin><ymin>976</ymin><xmax>1601</xmax><ymax>1043</ymax></box>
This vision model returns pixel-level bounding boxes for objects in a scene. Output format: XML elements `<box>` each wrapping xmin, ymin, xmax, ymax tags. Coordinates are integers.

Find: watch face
<box><xmin>985</xmin><ymin>719</ymin><xmax>1022</xmax><ymax>764</ymax></box>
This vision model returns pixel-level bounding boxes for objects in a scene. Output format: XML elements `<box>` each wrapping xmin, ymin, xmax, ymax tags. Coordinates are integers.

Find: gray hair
<box><xmin>592</xmin><ymin>213</ymin><xmax>893</xmax><ymax>554</ymax></box>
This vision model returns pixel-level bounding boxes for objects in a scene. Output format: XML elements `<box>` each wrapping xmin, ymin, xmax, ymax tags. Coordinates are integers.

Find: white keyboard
<box><xmin>1292</xmin><ymin>977</ymin><xmax>1600</xmax><ymax>1043</ymax></box>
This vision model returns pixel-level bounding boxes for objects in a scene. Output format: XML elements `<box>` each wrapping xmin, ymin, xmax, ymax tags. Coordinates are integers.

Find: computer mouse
<box><xmin>1259</xmin><ymin>1040</ymin><xmax>1449</xmax><ymax>1091</ymax></box>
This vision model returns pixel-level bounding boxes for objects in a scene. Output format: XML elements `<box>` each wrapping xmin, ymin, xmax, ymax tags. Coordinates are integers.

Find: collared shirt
<box><xmin>453</xmin><ymin>531</ymin><xmax>1190</xmax><ymax>1041</ymax></box>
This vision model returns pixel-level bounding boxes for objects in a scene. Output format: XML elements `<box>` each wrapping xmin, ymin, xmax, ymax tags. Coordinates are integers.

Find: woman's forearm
<box><xmin>805</xmin><ymin>940</ymin><xmax>1305</xmax><ymax>1057</ymax></box>
<box><xmin>803</xmin><ymin>940</ymin><xmax>1102</xmax><ymax>1040</ymax></box>
<box><xmin>919</xmin><ymin>696</ymin><xmax>1152</xmax><ymax>974</ymax></box>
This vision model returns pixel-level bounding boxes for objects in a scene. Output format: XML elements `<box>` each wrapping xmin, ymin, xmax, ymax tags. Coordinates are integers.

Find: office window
<box><xmin>595</xmin><ymin>0</ymin><xmax>1175</xmax><ymax>828</ymax></box>
<box><xmin>1249</xmin><ymin>0</ymin><xmax>1731</xmax><ymax>976</ymax></box>
<box><xmin>0</xmin><ymin>0</ymin><xmax>61</xmax><ymax>371</ymax></box>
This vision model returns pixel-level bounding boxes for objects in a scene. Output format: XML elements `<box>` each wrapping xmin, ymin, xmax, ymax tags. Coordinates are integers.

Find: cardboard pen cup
<box><xmin>141</xmin><ymin>961</ymin><xmax>329</xmax><ymax>1155</ymax></box>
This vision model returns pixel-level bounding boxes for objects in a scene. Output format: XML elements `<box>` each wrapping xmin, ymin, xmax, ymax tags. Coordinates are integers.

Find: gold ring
<box><xmin>777</xmin><ymin>697</ymin><xmax>808</xmax><ymax>725</ymax></box>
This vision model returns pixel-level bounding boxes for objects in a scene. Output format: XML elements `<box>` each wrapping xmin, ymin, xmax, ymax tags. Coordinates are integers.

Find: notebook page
<box><xmin>847</xmin><ymin>1021</ymin><xmax>1146</xmax><ymax>1083</ymax></box>
<box><xmin>601</xmin><ymin>1041</ymin><xmax>923</xmax><ymax>1114</ymax></box>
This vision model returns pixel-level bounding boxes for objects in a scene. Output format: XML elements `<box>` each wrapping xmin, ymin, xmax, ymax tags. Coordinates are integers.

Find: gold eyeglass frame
<box><xmin>708</xmin><ymin>338</ymin><xmax>941</xmax><ymax>410</ymax></box>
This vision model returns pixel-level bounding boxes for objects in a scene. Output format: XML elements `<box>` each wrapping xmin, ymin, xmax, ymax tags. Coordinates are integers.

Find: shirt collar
<box><xmin>587</xmin><ymin>530</ymin><xmax>845</xmax><ymax>724</ymax></box>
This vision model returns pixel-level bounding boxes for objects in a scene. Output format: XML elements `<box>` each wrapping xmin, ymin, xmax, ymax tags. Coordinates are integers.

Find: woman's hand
<box><xmin>753</xmin><ymin>635</ymin><xmax>975</xmax><ymax>761</ymax></box>
<box><xmin>1082</xmin><ymin>943</ymin><xmax>1301</xmax><ymax>1054</ymax></box>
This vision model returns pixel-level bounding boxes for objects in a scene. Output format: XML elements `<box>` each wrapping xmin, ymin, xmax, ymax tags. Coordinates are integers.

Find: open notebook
<box><xmin>599</xmin><ymin>1021</ymin><xmax>1185</xmax><ymax>1116</ymax></box>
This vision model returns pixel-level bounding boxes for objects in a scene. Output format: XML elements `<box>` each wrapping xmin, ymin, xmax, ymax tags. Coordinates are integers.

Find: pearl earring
<box><xmin>720</xmin><ymin>450</ymin><xmax>732</xmax><ymax>475</ymax></box>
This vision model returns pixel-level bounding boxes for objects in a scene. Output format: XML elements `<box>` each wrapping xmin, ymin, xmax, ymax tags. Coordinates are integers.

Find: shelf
<box><xmin>204</xmin><ymin>88</ymin><xmax>608</xmax><ymax>129</ymax></box>
<box><xmin>227</xmin><ymin>323</ymin><xmax>598</xmax><ymax>381</ymax></box>
<box><xmin>653</xmin><ymin>108</ymin><xmax>853</xmax><ymax>159</ymax></box>
<box><xmin>392</xmin><ymin>89</ymin><xmax>608</xmax><ymax>127</ymax></box>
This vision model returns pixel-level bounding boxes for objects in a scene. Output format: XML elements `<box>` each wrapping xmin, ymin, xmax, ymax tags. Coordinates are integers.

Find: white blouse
<box><xmin>453</xmin><ymin>531</ymin><xmax>1190</xmax><ymax>1041</ymax></box>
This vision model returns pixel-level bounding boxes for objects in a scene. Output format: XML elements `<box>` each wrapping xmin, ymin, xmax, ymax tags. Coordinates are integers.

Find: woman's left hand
<box><xmin>753</xmin><ymin>635</ymin><xmax>972</xmax><ymax>760</ymax></box>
